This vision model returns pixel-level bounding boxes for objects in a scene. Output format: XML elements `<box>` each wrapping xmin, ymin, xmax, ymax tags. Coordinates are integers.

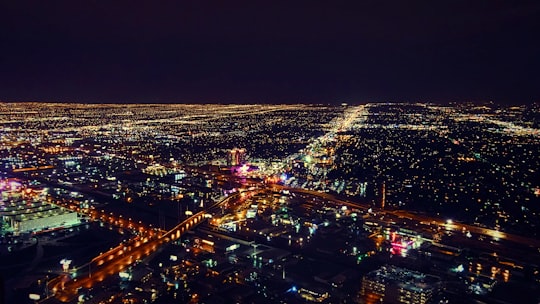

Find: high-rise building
<box><xmin>381</xmin><ymin>181</ymin><xmax>386</xmax><ymax>209</ymax></box>
<box><xmin>228</xmin><ymin>148</ymin><xmax>246</xmax><ymax>166</ymax></box>
<box><xmin>361</xmin><ymin>265</ymin><xmax>440</xmax><ymax>304</ymax></box>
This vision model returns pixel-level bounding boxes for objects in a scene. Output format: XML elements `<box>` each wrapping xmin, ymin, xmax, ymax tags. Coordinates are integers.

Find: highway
<box><xmin>272</xmin><ymin>184</ymin><xmax>540</xmax><ymax>255</ymax></box>
<box><xmin>46</xmin><ymin>210</ymin><xmax>207</xmax><ymax>302</ymax></box>
<box><xmin>43</xmin><ymin>191</ymin><xmax>250</xmax><ymax>303</ymax></box>
<box><xmin>50</xmin><ymin>197</ymin><xmax>159</xmax><ymax>236</ymax></box>
<box><xmin>42</xmin><ymin>181</ymin><xmax>540</xmax><ymax>302</ymax></box>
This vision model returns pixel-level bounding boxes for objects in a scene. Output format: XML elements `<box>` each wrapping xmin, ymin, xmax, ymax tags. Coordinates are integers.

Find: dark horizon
<box><xmin>1</xmin><ymin>99</ymin><xmax>537</xmax><ymax>107</ymax></box>
<box><xmin>1</xmin><ymin>1</ymin><xmax>539</xmax><ymax>105</ymax></box>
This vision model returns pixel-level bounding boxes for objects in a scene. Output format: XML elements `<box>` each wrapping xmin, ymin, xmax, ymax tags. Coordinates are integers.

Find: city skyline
<box><xmin>1</xmin><ymin>102</ymin><xmax>539</xmax><ymax>303</ymax></box>
<box><xmin>2</xmin><ymin>2</ymin><xmax>540</xmax><ymax>303</ymax></box>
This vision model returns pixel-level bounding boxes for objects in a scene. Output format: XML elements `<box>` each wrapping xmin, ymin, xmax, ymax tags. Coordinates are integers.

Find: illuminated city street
<box><xmin>1</xmin><ymin>102</ymin><xmax>539</xmax><ymax>303</ymax></box>
<box><xmin>2</xmin><ymin>1</ymin><xmax>540</xmax><ymax>302</ymax></box>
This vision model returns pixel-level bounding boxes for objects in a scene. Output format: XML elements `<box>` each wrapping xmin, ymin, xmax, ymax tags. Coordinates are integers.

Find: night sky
<box><xmin>1</xmin><ymin>1</ymin><xmax>539</xmax><ymax>104</ymax></box>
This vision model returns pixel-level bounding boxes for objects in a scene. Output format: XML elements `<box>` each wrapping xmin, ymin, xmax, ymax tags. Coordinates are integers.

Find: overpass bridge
<box><xmin>44</xmin><ymin>191</ymin><xmax>252</xmax><ymax>303</ymax></box>
<box><xmin>43</xmin><ymin>183</ymin><xmax>540</xmax><ymax>302</ymax></box>
<box><xmin>43</xmin><ymin>187</ymin><xmax>349</xmax><ymax>302</ymax></box>
<box><xmin>40</xmin><ymin>189</ymin><xmax>262</xmax><ymax>303</ymax></box>
<box><xmin>47</xmin><ymin>211</ymin><xmax>208</xmax><ymax>302</ymax></box>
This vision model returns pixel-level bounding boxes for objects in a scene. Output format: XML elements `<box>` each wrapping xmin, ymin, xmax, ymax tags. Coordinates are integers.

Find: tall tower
<box><xmin>228</xmin><ymin>149</ymin><xmax>237</xmax><ymax>166</ymax></box>
<box><xmin>228</xmin><ymin>148</ymin><xmax>246</xmax><ymax>166</ymax></box>
<box><xmin>381</xmin><ymin>181</ymin><xmax>386</xmax><ymax>209</ymax></box>
<box><xmin>237</xmin><ymin>148</ymin><xmax>246</xmax><ymax>165</ymax></box>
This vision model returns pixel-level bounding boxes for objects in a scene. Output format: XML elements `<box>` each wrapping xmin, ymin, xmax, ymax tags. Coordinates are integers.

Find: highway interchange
<box><xmin>39</xmin><ymin>178</ymin><xmax>540</xmax><ymax>303</ymax></box>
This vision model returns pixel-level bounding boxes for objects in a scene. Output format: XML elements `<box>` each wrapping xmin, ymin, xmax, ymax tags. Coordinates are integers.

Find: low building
<box><xmin>361</xmin><ymin>265</ymin><xmax>441</xmax><ymax>304</ymax></box>
<box><xmin>0</xmin><ymin>192</ymin><xmax>79</xmax><ymax>234</ymax></box>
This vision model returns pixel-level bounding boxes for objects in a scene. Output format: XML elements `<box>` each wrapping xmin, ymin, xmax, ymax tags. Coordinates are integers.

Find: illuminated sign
<box><xmin>226</xmin><ymin>244</ymin><xmax>240</xmax><ymax>252</ymax></box>
<box><xmin>60</xmin><ymin>259</ymin><xmax>72</xmax><ymax>272</ymax></box>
